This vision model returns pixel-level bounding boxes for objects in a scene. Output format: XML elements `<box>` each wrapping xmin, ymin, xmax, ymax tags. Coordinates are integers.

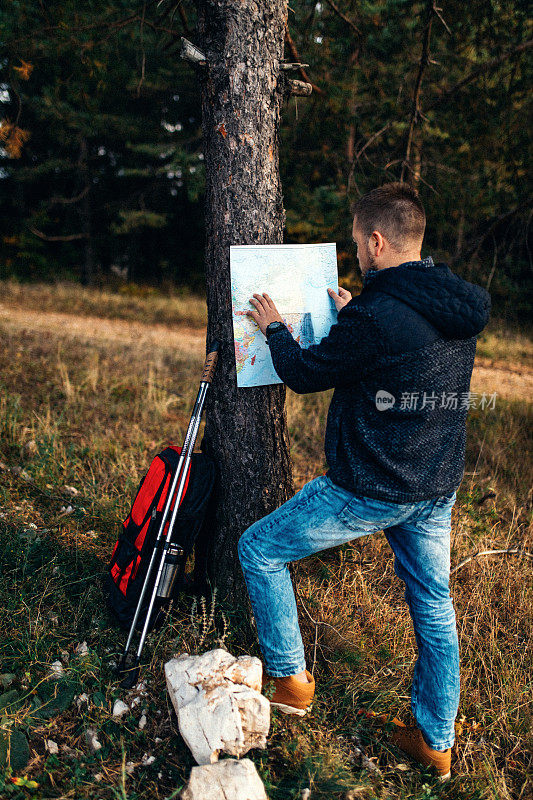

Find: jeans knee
<box><xmin>406</xmin><ymin>591</ymin><xmax>457</xmax><ymax>628</ymax></box>
<box><xmin>237</xmin><ymin>531</ymin><xmax>251</xmax><ymax>566</ymax></box>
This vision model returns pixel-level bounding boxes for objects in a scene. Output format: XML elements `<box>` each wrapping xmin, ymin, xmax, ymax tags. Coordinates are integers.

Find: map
<box><xmin>230</xmin><ymin>243</ymin><xmax>339</xmax><ymax>387</ymax></box>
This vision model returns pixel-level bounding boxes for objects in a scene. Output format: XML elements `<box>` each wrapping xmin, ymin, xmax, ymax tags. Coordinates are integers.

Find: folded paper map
<box><xmin>230</xmin><ymin>243</ymin><xmax>339</xmax><ymax>387</ymax></box>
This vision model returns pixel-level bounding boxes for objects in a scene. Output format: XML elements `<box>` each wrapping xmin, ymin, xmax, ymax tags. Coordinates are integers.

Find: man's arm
<box><xmin>266</xmin><ymin>304</ymin><xmax>387</xmax><ymax>394</ymax></box>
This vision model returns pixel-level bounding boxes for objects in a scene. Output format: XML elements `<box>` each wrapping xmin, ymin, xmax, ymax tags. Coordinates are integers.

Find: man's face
<box><xmin>352</xmin><ymin>217</ymin><xmax>377</xmax><ymax>275</ymax></box>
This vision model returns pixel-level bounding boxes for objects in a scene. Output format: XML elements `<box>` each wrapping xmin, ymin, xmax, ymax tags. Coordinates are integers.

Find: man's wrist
<box><xmin>265</xmin><ymin>320</ymin><xmax>286</xmax><ymax>339</ymax></box>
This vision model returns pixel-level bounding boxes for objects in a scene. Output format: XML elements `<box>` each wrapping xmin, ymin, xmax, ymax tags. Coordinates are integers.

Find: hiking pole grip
<box><xmin>201</xmin><ymin>340</ymin><xmax>220</xmax><ymax>383</ymax></box>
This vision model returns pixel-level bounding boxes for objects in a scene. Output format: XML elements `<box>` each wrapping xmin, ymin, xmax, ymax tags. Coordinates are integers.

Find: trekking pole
<box><xmin>118</xmin><ymin>340</ymin><xmax>220</xmax><ymax>689</ymax></box>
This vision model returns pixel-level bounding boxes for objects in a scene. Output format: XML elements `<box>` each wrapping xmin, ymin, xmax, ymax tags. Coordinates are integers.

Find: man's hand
<box><xmin>246</xmin><ymin>293</ymin><xmax>284</xmax><ymax>336</ymax></box>
<box><xmin>328</xmin><ymin>286</ymin><xmax>352</xmax><ymax>312</ymax></box>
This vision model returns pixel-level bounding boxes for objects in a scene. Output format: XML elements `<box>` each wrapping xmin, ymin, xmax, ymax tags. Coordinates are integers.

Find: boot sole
<box><xmin>270</xmin><ymin>701</ymin><xmax>311</xmax><ymax>716</ymax></box>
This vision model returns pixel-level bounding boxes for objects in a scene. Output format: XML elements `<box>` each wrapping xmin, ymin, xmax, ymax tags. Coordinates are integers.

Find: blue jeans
<box><xmin>238</xmin><ymin>474</ymin><xmax>459</xmax><ymax>751</ymax></box>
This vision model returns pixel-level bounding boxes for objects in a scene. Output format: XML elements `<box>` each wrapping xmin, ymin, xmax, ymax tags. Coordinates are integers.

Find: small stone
<box><xmin>94</xmin><ymin>773</ymin><xmax>103</xmax><ymax>782</ymax></box>
<box><xmin>125</xmin><ymin>761</ymin><xmax>135</xmax><ymax>775</ymax></box>
<box><xmin>75</xmin><ymin>641</ymin><xmax>89</xmax><ymax>657</ymax></box>
<box><xmin>301</xmin><ymin>790</ymin><xmax>311</xmax><ymax>800</ymax></box>
<box><xmin>49</xmin><ymin>661</ymin><xmax>64</xmax><ymax>678</ymax></box>
<box><xmin>138</xmin><ymin>715</ymin><xmax>147</xmax><ymax>730</ymax></box>
<box><xmin>75</xmin><ymin>693</ymin><xmax>90</xmax><ymax>710</ymax></box>
<box><xmin>130</xmin><ymin>696</ymin><xmax>141</xmax><ymax>708</ymax></box>
<box><xmin>60</xmin><ymin>650</ymin><xmax>69</xmax><ymax>665</ymax></box>
<box><xmin>46</xmin><ymin>739</ymin><xmax>59</xmax><ymax>755</ymax></box>
<box><xmin>63</xmin><ymin>485</ymin><xmax>79</xmax><ymax>496</ymax></box>
<box><xmin>141</xmin><ymin>753</ymin><xmax>155</xmax><ymax>766</ymax></box>
<box><xmin>85</xmin><ymin>728</ymin><xmax>102</xmax><ymax>754</ymax></box>
<box><xmin>113</xmin><ymin>699</ymin><xmax>129</xmax><ymax>718</ymax></box>
<box><xmin>23</xmin><ymin>440</ymin><xmax>38</xmax><ymax>458</ymax></box>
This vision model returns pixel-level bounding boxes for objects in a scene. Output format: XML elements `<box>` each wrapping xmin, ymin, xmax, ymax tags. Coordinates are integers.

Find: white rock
<box><xmin>113</xmin><ymin>699</ymin><xmax>130</xmax><ymax>718</ymax></box>
<box><xmin>165</xmin><ymin>648</ymin><xmax>269</xmax><ymax>766</ymax></box>
<box><xmin>49</xmin><ymin>660</ymin><xmax>64</xmax><ymax>678</ymax></box>
<box><xmin>63</xmin><ymin>485</ymin><xmax>79</xmax><ymax>496</ymax></box>
<box><xmin>50</xmin><ymin>660</ymin><xmax>66</xmax><ymax>678</ymax></box>
<box><xmin>75</xmin><ymin>693</ymin><xmax>90</xmax><ymax>710</ymax></box>
<box><xmin>138</xmin><ymin>714</ymin><xmax>147</xmax><ymax>730</ymax></box>
<box><xmin>141</xmin><ymin>753</ymin><xmax>155</xmax><ymax>766</ymax></box>
<box><xmin>85</xmin><ymin>728</ymin><xmax>102</xmax><ymax>754</ymax></box>
<box><xmin>46</xmin><ymin>740</ymin><xmax>59</xmax><ymax>755</ymax></box>
<box><xmin>180</xmin><ymin>758</ymin><xmax>267</xmax><ymax>800</ymax></box>
<box><xmin>94</xmin><ymin>773</ymin><xmax>103</xmax><ymax>782</ymax></box>
<box><xmin>125</xmin><ymin>761</ymin><xmax>135</xmax><ymax>776</ymax></box>
<box><xmin>75</xmin><ymin>641</ymin><xmax>89</xmax><ymax>657</ymax></box>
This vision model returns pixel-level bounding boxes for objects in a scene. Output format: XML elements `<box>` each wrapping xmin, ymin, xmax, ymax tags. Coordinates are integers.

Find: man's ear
<box><xmin>370</xmin><ymin>230</ymin><xmax>386</xmax><ymax>257</ymax></box>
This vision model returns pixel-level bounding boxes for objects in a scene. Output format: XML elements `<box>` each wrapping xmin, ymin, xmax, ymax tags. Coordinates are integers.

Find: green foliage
<box><xmin>0</xmin><ymin>0</ymin><xmax>530</xmax><ymax>310</ymax></box>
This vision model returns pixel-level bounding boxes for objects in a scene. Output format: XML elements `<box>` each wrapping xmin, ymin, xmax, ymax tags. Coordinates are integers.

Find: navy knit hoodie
<box><xmin>267</xmin><ymin>257</ymin><xmax>491</xmax><ymax>502</ymax></box>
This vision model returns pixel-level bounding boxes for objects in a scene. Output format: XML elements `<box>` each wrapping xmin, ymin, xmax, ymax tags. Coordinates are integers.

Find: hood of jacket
<box><xmin>361</xmin><ymin>258</ymin><xmax>491</xmax><ymax>339</ymax></box>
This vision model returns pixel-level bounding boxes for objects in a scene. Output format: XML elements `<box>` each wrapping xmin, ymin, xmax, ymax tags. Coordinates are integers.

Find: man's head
<box><xmin>352</xmin><ymin>182</ymin><xmax>426</xmax><ymax>275</ymax></box>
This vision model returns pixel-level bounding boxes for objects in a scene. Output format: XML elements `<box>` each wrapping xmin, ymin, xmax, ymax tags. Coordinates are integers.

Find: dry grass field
<box><xmin>0</xmin><ymin>281</ymin><xmax>531</xmax><ymax>800</ymax></box>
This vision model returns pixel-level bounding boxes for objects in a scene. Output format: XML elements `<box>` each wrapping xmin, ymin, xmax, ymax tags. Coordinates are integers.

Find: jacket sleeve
<box><xmin>266</xmin><ymin>304</ymin><xmax>387</xmax><ymax>394</ymax></box>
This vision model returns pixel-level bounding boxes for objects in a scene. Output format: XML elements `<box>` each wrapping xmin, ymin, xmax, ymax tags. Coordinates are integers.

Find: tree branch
<box><xmin>48</xmin><ymin>186</ymin><xmax>90</xmax><ymax>206</ymax></box>
<box><xmin>324</xmin><ymin>0</ymin><xmax>361</xmax><ymax>37</ymax></box>
<box><xmin>401</xmin><ymin>0</ymin><xmax>435</xmax><ymax>183</ymax></box>
<box><xmin>425</xmin><ymin>39</ymin><xmax>533</xmax><ymax>112</ymax></box>
<box><xmin>450</xmin><ymin>201</ymin><xmax>531</xmax><ymax>265</ymax></box>
<box><xmin>29</xmin><ymin>227</ymin><xmax>88</xmax><ymax>242</ymax></box>
<box><xmin>284</xmin><ymin>29</ymin><xmax>324</xmax><ymax>96</ymax></box>
<box><xmin>451</xmin><ymin>548</ymin><xmax>532</xmax><ymax>575</ymax></box>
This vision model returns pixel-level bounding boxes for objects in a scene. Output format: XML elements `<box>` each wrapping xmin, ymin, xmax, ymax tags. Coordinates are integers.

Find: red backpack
<box><xmin>104</xmin><ymin>444</ymin><xmax>215</xmax><ymax>629</ymax></box>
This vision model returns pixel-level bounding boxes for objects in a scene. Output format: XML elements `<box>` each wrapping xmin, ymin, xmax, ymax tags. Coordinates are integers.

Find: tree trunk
<box><xmin>79</xmin><ymin>137</ymin><xmax>94</xmax><ymax>286</ymax></box>
<box><xmin>194</xmin><ymin>0</ymin><xmax>294</xmax><ymax>601</ymax></box>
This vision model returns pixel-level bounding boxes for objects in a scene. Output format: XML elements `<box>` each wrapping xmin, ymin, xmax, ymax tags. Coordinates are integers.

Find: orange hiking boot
<box><xmin>362</xmin><ymin>712</ymin><xmax>451</xmax><ymax>780</ymax></box>
<box><xmin>387</xmin><ymin>719</ymin><xmax>451</xmax><ymax>781</ymax></box>
<box><xmin>262</xmin><ymin>670</ymin><xmax>315</xmax><ymax>716</ymax></box>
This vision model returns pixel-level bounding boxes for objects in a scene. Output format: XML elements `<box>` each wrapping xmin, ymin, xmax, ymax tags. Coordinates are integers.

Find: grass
<box><xmin>0</xmin><ymin>279</ymin><xmax>207</xmax><ymax>329</ymax></box>
<box><xmin>0</xmin><ymin>282</ymin><xmax>531</xmax><ymax>799</ymax></box>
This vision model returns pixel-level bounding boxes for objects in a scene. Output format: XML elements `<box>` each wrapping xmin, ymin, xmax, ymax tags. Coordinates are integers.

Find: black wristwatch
<box><xmin>265</xmin><ymin>321</ymin><xmax>286</xmax><ymax>339</ymax></box>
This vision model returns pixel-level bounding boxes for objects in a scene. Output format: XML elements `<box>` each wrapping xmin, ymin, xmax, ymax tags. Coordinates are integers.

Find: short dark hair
<box><xmin>353</xmin><ymin>182</ymin><xmax>426</xmax><ymax>251</ymax></box>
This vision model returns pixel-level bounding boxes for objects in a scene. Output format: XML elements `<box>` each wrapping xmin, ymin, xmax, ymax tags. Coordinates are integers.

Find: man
<box><xmin>238</xmin><ymin>182</ymin><xmax>491</xmax><ymax>781</ymax></box>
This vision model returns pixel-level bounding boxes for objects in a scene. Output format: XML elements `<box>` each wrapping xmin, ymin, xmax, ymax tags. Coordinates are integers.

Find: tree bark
<box><xmin>194</xmin><ymin>0</ymin><xmax>294</xmax><ymax>601</ymax></box>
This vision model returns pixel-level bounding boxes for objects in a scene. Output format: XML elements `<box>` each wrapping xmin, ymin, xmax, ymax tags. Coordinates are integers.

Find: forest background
<box><xmin>0</xmin><ymin>0</ymin><xmax>531</xmax><ymax>321</ymax></box>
